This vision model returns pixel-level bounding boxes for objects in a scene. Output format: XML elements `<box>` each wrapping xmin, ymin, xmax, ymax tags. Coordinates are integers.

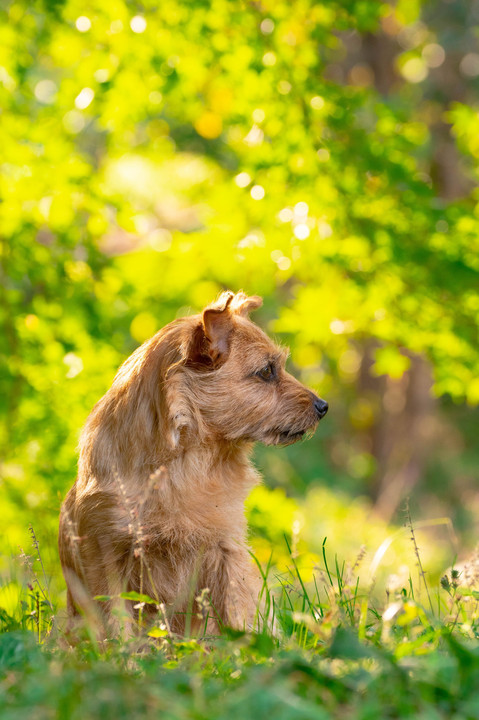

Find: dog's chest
<box><xmin>158</xmin><ymin>452</ymin><xmax>259</xmax><ymax>542</ymax></box>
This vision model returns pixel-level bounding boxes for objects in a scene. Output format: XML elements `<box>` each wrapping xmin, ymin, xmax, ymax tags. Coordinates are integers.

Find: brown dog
<box><xmin>58</xmin><ymin>291</ymin><xmax>328</xmax><ymax>636</ymax></box>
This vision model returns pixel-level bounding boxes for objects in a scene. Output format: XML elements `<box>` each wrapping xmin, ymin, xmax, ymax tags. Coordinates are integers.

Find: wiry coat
<box><xmin>58</xmin><ymin>291</ymin><xmax>327</xmax><ymax>636</ymax></box>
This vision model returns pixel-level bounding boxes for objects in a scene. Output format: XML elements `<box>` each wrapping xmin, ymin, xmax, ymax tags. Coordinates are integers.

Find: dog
<box><xmin>58</xmin><ymin>291</ymin><xmax>328</xmax><ymax>636</ymax></box>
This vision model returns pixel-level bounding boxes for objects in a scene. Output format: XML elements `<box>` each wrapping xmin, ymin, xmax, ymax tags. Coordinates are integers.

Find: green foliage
<box><xmin>1</xmin><ymin>0</ymin><xmax>478</xmax><ymax>555</ymax></box>
<box><xmin>1</xmin><ymin>0</ymin><xmax>479</xmax><ymax>544</ymax></box>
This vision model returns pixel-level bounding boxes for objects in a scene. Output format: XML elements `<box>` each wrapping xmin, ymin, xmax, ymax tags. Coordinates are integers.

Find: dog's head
<box><xmin>165</xmin><ymin>291</ymin><xmax>328</xmax><ymax>448</ymax></box>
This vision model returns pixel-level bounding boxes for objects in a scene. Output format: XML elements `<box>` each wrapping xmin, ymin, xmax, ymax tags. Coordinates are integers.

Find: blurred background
<box><xmin>1</xmin><ymin>0</ymin><xmax>478</xmax><ymax>603</ymax></box>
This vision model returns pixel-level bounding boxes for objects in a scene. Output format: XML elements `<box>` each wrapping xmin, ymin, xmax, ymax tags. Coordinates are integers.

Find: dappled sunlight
<box><xmin>1</xmin><ymin>0</ymin><xmax>479</xmax><ymax>714</ymax></box>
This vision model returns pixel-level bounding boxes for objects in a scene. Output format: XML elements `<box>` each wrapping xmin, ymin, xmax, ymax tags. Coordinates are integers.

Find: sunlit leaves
<box><xmin>1</xmin><ymin>0</ymin><xmax>479</xmax><ymax>564</ymax></box>
<box><xmin>372</xmin><ymin>347</ymin><xmax>411</xmax><ymax>380</ymax></box>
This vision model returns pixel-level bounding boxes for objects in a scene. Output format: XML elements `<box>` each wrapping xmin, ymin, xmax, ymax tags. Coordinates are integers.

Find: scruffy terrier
<box><xmin>59</xmin><ymin>291</ymin><xmax>328</xmax><ymax>636</ymax></box>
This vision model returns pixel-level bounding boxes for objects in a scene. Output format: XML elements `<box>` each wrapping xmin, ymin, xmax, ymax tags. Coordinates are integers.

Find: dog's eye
<box><xmin>257</xmin><ymin>363</ymin><xmax>275</xmax><ymax>381</ymax></box>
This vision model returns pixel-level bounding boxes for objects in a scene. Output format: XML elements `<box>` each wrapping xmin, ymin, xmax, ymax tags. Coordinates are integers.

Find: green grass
<box><xmin>1</xmin><ymin>525</ymin><xmax>479</xmax><ymax>719</ymax></box>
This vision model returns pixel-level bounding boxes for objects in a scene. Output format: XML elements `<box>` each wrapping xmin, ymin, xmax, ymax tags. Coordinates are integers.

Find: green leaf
<box><xmin>147</xmin><ymin>627</ymin><xmax>169</xmax><ymax>638</ymax></box>
<box><xmin>250</xmin><ymin>632</ymin><xmax>275</xmax><ymax>657</ymax></box>
<box><xmin>119</xmin><ymin>592</ymin><xmax>157</xmax><ymax>605</ymax></box>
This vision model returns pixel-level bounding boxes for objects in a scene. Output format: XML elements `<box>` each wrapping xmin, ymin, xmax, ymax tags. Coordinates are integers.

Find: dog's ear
<box><xmin>185</xmin><ymin>291</ymin><xmax>263</xmax><ymax>369</ymax></box>
<box><xmin>201</xmin><ymin>290</ymin><xmax>262</xmax><ymax>360</ymax></box>
<box><xmin>201</xmin><ymin>292</ymin><xmax>234</xmax><ymax>366</ymax></box>
<box><xmin>184</xmin><ymin>292</ymin><xmax>234</xmax><ymax>369</ymax></box>
<box><xmin>229</xmin><ymin>291</ymin><xmax>263</xmax><ymax>317</ymax></box>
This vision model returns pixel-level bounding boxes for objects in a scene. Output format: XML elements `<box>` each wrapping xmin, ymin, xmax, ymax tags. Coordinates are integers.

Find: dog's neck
<box><xmin>169</xmin><ymin>438</ymin><xmax>257</xmax><ymax>492</ymax></box>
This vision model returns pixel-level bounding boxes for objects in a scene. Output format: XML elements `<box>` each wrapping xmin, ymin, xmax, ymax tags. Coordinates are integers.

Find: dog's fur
<box><xmin>58</xmin><ymin>291</ymin><xmax>328</xmax><ymax>636</ymax></box>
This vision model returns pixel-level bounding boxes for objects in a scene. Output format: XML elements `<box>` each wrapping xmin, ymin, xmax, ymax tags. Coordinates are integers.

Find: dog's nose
<box><xmin>314</xmin><ymin>398</ymin><xmax>329</xmax><ymax>419</ymax></box>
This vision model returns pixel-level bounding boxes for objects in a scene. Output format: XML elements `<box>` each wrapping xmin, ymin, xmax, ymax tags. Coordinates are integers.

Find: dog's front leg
<box><xmin>202</xmin><ymin>543</ymin><xmax>261</xmax><ymax>632</ymax></box>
